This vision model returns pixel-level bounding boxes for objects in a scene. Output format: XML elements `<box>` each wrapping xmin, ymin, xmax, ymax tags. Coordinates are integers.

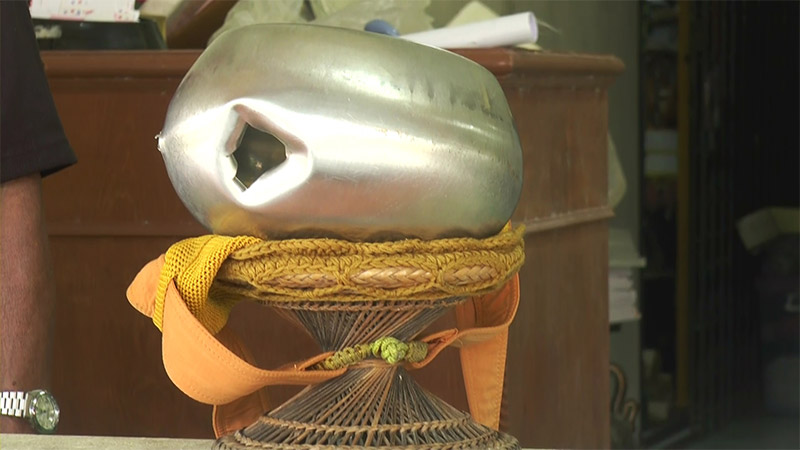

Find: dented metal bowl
<box><xmin>159</xmin><ymin>24</ymin><xmax>522</xmax><ymax>241</ymax></box>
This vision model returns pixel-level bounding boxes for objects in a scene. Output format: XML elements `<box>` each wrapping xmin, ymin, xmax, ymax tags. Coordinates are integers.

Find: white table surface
<box><xmin>0</xmin><ymin>434</ymin><xmax>542</xmax><ymax>449</ymax></box>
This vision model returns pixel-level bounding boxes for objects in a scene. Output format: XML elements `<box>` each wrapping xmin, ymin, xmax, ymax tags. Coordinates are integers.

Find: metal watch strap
<box><xmin>0</xmin><ymin>391</ymin><xmax>27</xmax><ymax>418</ymax></box>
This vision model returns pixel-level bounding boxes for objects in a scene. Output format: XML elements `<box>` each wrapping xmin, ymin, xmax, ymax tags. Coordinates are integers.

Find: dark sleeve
<box><xmin>1</xmin><ymin>0</ymin><xmax>76</xmax><ymax>183</ymax></box>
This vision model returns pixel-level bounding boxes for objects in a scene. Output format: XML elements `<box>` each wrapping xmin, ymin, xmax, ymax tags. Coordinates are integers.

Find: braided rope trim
<box><xmin>255</xmin><ymin>415</ymin><xmax>473</xmax><ymax>434</ymax></box>
<box><xmin>229</xmin><ymin>430</ymin><xmax>515</xmax><ymax>450</ymax></box>
<box><xmin>213</xmin><ymin>226</ymin><xmax>524</xmax><ymax>303</ymax></box>
<box><xmin>264</xmin><ymin>297</ymin><xmax>463</xmax><ymax>312</ymax></box>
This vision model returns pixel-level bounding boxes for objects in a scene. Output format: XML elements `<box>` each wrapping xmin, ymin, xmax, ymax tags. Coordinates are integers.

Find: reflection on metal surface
<box><xmin>159</xmin><ymin>24</ymin><xmax>523</xmax><ymax>241</ymax></box>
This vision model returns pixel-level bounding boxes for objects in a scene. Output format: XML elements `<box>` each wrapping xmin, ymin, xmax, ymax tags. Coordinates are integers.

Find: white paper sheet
<box><xmin>402</xmin><ymin>12</ymin><xmax>538</xmax><ymax>49</ymax></box>
<box><xmin>30</xmin><ymin>0</ymin><xmax>140</xmax><ymax>23</ymax></box>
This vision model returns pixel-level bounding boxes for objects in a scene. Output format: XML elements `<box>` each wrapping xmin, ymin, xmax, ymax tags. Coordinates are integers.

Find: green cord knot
<box><xmin>315</xmin><ymin>336</ymin><xmax>428</xmax><ymax>370</ymax></box>
<box><xmin>371</xmin><ymin>337</ymin><xmax>407</xmax><ymax>365</ymax></box>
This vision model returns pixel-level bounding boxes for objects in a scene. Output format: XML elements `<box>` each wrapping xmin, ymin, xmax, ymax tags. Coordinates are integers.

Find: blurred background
<box><xmin>29</xmin><ymin>0</ymin><xmax>798</xmax><ymax>448</ymax></box>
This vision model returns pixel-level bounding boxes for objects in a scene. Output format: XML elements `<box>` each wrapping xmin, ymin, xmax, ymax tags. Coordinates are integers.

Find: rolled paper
<box><xmin>402</xmin><ymin>12</ymin><xmax>538</xmax><ymax>49</ymax></box>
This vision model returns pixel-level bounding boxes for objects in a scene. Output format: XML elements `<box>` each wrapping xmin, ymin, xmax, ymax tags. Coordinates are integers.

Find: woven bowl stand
<box><xmin>214</xmin><ymin>296</ymin><xmax>519</xmax><ymax>449</ymax></box>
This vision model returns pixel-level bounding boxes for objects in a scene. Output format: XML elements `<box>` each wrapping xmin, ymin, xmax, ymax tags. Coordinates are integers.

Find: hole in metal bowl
<box><xmin>232</xmin><ymin>124</ymin><xmax>287</xmax><ymax>189</ymax></box>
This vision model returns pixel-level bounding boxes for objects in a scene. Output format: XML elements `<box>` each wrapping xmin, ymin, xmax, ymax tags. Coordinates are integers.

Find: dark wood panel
<box><xmin>44</xmin><ymin>77</ymin><xmax>205</xmax><ymax>237</ymax></box>
<box><xmin>42</xmin><ymin>50</ymin><xmax>201</xmax><ymax>78</ymax></box>
<box><xmin>42</xmin><ymin>49</ymin><xmax>622</xmax><ymax>80</ymax></box>
<box><xmin>504</xmin><ymin>222</ymin><xmax>610</xmax><ymax>448</ymax></box>
<box><xmin>458</xmin><ymin>48</ymin><xmax>624</xmax><ymax>79</ymax></box>
<box><xmin>49</xmin><ymin>236</ymin><xmax>213</xmax><ymax>438</ymax></box>
<box><xmin>497</xmin><ymin>60</ymin><xmax>613</xmax><ymax>448</ymax></box>
<box><xmin>44</xmin><ymin>66</ymin><xmax>211</xmax><ymax>438</ymax></box>
<box><xmin>503</xmin><ymin>80</ymin><xmax>611</xmax><ymax>222</ymax></box>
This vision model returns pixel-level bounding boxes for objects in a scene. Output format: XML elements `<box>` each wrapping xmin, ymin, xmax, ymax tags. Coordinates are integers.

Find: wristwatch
<box><xmin>0</xmin><ymin>390</ymin><xmax>60</xmax><ymax>433</ymax></box>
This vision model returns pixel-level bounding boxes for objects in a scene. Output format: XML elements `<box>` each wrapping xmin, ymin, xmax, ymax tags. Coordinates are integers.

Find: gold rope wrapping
<box><xmin>214</xmin><ymin>225</ymin><xmax>525</xmax><ymax>303</ymax></box>
<box><xmin>155</xmin><ymin>225</ymin><xmax>524</xmax><ymax>333</ymax></box>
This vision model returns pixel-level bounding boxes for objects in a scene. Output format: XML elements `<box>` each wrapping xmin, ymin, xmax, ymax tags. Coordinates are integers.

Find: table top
<box><xmin>0</xmin><ymin>435</ymin><xmax>212</xmax><ymax>450</ymax></box>
<box><xmin>41</xmin><ymin>48</ymin><xmax>624</xmax><ymax>81</ymax></box>
<box><xmin>0</xmin><ymin>434</ymin><xmax>542</xmax><ymax>449</ymax></box>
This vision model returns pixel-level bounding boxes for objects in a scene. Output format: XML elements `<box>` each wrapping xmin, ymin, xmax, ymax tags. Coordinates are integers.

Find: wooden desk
<box><xmin>42</xmin><ymin>49</ymin><xmax>621</xmax><ymax>448</ymax></box>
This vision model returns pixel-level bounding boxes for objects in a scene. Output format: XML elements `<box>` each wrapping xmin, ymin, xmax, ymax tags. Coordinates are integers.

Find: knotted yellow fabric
<box><xmin>153</xmin><ymin>235</ymin><xmax>259</xmax><ymax>333</ymax></box>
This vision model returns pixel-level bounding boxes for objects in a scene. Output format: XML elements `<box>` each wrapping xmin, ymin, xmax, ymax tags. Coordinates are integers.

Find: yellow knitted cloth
<box><xmin>153</xmin><ymin>235</ymin><xmax>259</xmax><ymax>333</ymax></box>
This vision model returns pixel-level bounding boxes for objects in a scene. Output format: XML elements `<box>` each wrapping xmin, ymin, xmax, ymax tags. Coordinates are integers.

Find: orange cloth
<box><xmin>127</xmin><ymin>254</ymin><xmax>519</xmax><ymax>437</ymax></box>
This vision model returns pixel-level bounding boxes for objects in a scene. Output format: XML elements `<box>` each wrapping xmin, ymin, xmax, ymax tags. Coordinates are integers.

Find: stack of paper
<box><xmin>30</xmin><ymin>0</ymin><xmax>140</xmax><ymax>23</ymax></box>
<box><xmin>610</xmin><ymin>269</ymin><xmax>639</xmax><ymax>323</ymax></box>
<box><xmin>609</xmin><ymin>228</ymin><xmax>646</xmax><ymax>324</ymax></box>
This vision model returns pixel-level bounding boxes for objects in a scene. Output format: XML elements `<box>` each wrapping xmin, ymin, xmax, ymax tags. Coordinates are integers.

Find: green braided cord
<box><xmin>315</xmin><ymin>337</ymin><xmax>428</xmax><ymax>370</ymax></box>
<box><xmin>371</xmin><ymin>337</ymin><xmax>407</xmax><ymax>364</ymax></box>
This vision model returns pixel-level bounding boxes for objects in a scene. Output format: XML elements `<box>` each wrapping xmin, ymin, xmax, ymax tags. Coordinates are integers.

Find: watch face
<box><xmin>27</xmin><ymin>390</ymin><xmax>59</xmax><ymax>433</ymax></box>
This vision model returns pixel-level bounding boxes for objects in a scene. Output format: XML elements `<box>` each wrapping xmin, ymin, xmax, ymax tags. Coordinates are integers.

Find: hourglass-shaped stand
<box><xmin>214</xmin><ymin>297</ymin><xmax>519</xmax><ymax>450</ymax></box>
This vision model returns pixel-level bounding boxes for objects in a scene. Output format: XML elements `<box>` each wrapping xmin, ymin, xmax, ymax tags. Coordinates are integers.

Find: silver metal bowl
<box><xmin>159</xmin><ymin>24</ymin><xmax>522</xmax><ymax>241</ymax></box>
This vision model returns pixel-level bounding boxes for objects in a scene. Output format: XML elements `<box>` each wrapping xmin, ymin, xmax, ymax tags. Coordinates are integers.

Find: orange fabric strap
<box><xmin>454</xmin><ymin>276</ymin><xmax>519</xmax><ymax>430</ymax></box>
<box><xmin>127</xmin><ymin>256</ymin><xmax>519</xmax><ymax>437</ymax></box>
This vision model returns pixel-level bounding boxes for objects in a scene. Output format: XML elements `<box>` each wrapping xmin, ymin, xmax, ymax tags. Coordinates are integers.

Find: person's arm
<box><xmin>0</xmin><ymin>173</ymin><xmax>56</xmax><ymax>433</ymax></box>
